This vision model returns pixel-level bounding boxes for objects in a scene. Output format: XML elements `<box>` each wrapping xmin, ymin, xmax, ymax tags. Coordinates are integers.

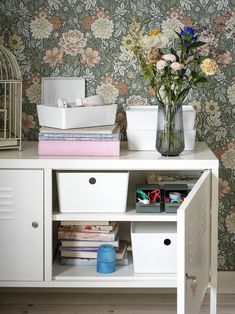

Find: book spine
<box><xmin>39</xmin><ymin>133</ymin><xmax>120</xmax><ymax>141</ymax></box>
<box><xmin>58</xmin><ymin>230</ymin><xmax>115</xmax><ymax>241</ymax></box>
<box><xmin>38</xmin><ymin>140</ymin><xmax>120</xmax><ymax>156</ymax></box>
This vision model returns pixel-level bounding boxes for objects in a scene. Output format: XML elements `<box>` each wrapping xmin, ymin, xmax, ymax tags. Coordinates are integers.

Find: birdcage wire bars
<box><xmin>0</xmin><ymin>45</ymin><xmax>22</xmax><ymax>150</ymax></box>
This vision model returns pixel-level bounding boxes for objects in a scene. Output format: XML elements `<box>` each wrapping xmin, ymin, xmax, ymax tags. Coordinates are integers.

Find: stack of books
<box><xmin>38</xmin><ymin>124</ymin><xmax>120</xmax><ymax>156</ymax></box>
<box><xmin>58</xmin><ymin>221</ymin><xmax>128</xmax><ymax>266</ymax></box>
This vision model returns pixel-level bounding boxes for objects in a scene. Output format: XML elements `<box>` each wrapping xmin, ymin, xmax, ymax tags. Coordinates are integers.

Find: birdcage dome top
<box><xmin>0</xmin><ymin>45</ymin><xmax>22</xmax><ymax>81</ymax></box>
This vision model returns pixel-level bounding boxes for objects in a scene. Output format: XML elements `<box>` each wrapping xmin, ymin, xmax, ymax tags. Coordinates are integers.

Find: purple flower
<box><xmin>180</xmin><ymin>26</ymin><xmax>197</xmax><ymax>46</ymax></box>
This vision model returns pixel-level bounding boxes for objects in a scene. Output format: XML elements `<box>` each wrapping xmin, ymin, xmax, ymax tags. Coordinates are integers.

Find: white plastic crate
<box><xmin>131</xmin><ymin>222</ymin><xmax>177</xmax><ymax>273</ymax></box>
<box><xmin>126</xmin><ymin>105</ymin><xmax>196</xmax><ymax>131</ymax></box>
<box><xmin>56</xmin><ymin>171</ymin><xmax>129</xmax><ymax>213</ymax></box>
<box><xmin>127</xmin><ymin>129</ymin><xmax>196</xmax><ymax>151</ymax></box>
<box><xmin>37</xmin><ymin>77</ymin><xmax>117</xmax><ymax>129</ymax></box>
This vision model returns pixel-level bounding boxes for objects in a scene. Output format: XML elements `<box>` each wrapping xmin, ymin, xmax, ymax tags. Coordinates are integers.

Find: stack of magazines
<box><xmin>38</xmin><ymin>124</ymin><xmax>120</xmax><ymax>156</ymax></box>
<box><xmin>58</xmin><ymin>221</ymin><xmax>128</xmax><ymax>266</ymax></box>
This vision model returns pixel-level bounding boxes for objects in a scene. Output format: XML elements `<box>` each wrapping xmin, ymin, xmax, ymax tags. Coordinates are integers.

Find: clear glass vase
<box><xmin>156</xmin><ymin>104</ymin><xmax>184</xmax><ymax>156</ymax></box>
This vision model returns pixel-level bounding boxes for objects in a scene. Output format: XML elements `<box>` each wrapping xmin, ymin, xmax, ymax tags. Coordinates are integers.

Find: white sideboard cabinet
<box><xmin>0</xmin><ymin>141</ymin><xmax>218</xmax><ymax>314</ymax></box>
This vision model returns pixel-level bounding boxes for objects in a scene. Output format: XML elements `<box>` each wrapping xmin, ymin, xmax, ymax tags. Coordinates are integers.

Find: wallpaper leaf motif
<box><xmin>0</xmin><ymin>0</ymin><xmax>234</xmax><ymax>270</ymax></box>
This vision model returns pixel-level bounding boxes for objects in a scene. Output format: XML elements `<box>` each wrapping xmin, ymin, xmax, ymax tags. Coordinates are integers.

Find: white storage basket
<box><xmin>57</xmin><ymin>171</ymin><xmax>129</xmax><ymax>213</ymax></box>
<box><xmin>131</xmin><ymin>222</ymin><xmax>177</xmax><ymax>273</ymax></box>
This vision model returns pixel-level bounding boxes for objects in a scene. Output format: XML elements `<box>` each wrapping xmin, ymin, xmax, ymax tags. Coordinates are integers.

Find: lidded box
<box><xmin>131</xmin><ymin>222</ymin><xmax>177</xmax><ymax>273</ymax></box>
<box><xmin>56</xmin><ymin>171</ymin><xmax>129</xmax><ymax>213</ymax></box>
<box><xmin>37</xmin><ymin>77</ymin><xmax>117</xmax><ymax>129</ymax></box>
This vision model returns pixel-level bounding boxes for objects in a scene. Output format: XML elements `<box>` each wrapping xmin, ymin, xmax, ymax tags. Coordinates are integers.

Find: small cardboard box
<box><xmin>164</xmin><ymin>184</ymin><xmax>188</xmax><ymax>213</ymax></box>
<box><xmin>136</xmin><ymin>184</ymin><xmax>162</xmax><ymax>213</ymax></box>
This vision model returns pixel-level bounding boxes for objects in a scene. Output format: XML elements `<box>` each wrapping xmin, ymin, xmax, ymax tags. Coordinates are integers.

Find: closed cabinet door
<box><xmin>0</xmin><ymin>170</ymin><xmax>43</xmax><ymax>281</ymax></box>
<box><xmin>177</xmin><ymin>170</ymin><xmax>211</xmax><ymax>314</ymax></box>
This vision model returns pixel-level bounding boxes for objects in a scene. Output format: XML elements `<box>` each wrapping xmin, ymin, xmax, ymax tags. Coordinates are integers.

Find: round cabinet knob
<box><xmin>32</xmin><ymin>221</ymin><xmax>39</xmax><ymax>228</ymax></box>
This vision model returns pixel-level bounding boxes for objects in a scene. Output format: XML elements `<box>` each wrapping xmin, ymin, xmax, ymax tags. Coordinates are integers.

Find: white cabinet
<box><xmin>0</xmin><ymin>169</ymin><xmax>43</xmax><ymax>281</ymax></box>
<box><xmin>0</xmin><ymin>142</ymin><xmax>218</xmax><ymax>314</ymax></box>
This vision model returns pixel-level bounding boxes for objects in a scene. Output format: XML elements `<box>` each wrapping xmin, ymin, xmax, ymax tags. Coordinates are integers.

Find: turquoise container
<box><xmin>96</xmin><ymin>244</ymin><xmax>116</xmax><ymax>274</ymax></box>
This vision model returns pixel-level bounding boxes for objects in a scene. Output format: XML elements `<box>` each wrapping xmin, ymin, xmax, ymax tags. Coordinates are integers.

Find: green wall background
<box><xmin>0</xmin><ymin>0</ymin><xmax>234</xmax><ymax>270</ymax></box>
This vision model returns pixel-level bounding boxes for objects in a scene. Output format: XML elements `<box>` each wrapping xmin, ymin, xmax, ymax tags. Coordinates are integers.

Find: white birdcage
<box><xmin>0</xmin><ymin>45</ymin><xmax>22</xmax><ymax>150</ymax></box>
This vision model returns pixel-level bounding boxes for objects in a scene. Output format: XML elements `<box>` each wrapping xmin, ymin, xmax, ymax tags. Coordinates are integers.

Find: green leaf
<box><xmin>191</xmin><ymin>71</ymin><xmax>198</xmax><ymax>79</ymax></box>
<box><xmin>170</xmin><ymin>47</ymin><xmax>180</xmax><ymax>62</ymax></box>
<box><xmin>188</xmin><ymin>41</ymin><xmax>205</xmax><ymax>49</ymax></box>
<box><xmin>193</xmin><ymin>76</ymin><xmax>208</xmax><ymax>85</ymax></box>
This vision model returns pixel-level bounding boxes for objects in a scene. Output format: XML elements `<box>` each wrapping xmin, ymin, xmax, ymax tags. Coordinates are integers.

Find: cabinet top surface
<box><xmin>0</xmin><ymin>141</ymin><xmax>218</xmax><ymax>170</ymax></box>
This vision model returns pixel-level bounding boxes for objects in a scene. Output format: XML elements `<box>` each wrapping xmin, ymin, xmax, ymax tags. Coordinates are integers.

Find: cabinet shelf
<box><xmin>52</xmin><ymin>209</ymin><xmax>177</xmax><ymax>222</ymax></box>
<box><xmin>52</xmin><ymin>254</ymin><xmax>177</xmax><ymax>288</ymax></box>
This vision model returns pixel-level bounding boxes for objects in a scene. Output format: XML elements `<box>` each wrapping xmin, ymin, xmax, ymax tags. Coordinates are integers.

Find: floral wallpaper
<box><xmin>0</xmin><ymin>0</ymin><xmax>234</xmax><ymax>270</ymax></box>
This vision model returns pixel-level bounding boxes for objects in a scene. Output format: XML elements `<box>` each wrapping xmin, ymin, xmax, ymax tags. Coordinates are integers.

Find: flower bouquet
<box><xmin>123</xmin><ymin>19</ymin><xmax>218</xmax><ymax>155</ymax></box>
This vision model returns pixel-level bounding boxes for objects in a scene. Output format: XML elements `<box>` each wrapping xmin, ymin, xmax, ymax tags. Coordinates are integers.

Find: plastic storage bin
<box><xmin>37</xmin><ymin>77</ymin><xmax>117</xmax><ymax>129</ymax></box>
<box><xmin>37</xmin><ymin>103</ymin><xmax>118</xmax><ymax>129</ymax></box>
<box><xmin>126</xmin><ymin>105</ymin><xmax>196</xmax><ymax>151</ymax></box>
<box><xmin>131</xmin><ymin>222</ymin><xmax>177</xmax><ymax>273</ymax></box>
<box><xmin>136</xmin><ymin>184</ymin><xmax>161</xmax><ymax>213</ymax></box>
<box><xmin>56</xmin><ymin>171</ymin><xmax>129</xmax><ymax>213</ymax></box>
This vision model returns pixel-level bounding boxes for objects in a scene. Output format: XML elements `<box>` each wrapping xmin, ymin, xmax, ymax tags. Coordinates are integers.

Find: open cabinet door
<box><xmin>177</xmin><ymin>170</ymin><xmax>211</xmax><ymax>314</ymax></box>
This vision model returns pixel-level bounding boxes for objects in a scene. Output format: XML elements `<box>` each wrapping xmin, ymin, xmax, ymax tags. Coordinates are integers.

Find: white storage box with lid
<box><xmin>131</xmin><ymin>221</ymin><xmax>177</xmax><ymax>273</ymax></box>
<box><xmin>37</xmin><ymin>77</ymin><xmax>117</xmax><ymax>129</ymax></box>
<box><xmin>56</xmin><ymin>171</ymin><xmax>129</xmax><ymax>213</ymax></box>
<box><xmin>126</xmin><ymin>105</ymin><xmax>196</xmax><ymax>151</ymax></box>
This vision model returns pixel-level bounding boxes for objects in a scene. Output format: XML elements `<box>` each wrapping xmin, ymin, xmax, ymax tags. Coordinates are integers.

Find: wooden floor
<box><xmin>0</xmin><ymin>292</ymin><xmax>235</xmax><ymax>314</ymax></box>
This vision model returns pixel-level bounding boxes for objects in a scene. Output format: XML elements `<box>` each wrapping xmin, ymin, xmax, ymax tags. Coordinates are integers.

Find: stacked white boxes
<box><xmin>126</xmin><ymin>105</ymin><xmax>196</xmax><ymax>151</ymax></box>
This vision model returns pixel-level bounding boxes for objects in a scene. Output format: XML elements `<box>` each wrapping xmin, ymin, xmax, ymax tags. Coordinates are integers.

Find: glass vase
<box><xmin>156</xmin><ymin>104</ymin><xmax>184</xmax><ymax>156</ymax></box>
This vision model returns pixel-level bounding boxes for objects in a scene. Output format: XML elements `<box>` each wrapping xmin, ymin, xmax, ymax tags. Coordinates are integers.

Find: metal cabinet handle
<box><xmin>186</xmin><ymin>273</ymin><xmax>198</xmax><ymax>297</ymax></box>
<box><xmin>32</xmin><ymin>221</ymin><xmax>39</xmax><ymax>228</ymax></box>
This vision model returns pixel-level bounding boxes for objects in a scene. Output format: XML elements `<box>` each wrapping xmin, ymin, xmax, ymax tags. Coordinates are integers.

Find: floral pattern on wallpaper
<box><xmin>0</xmin><ymin>0</ymin><xmax>234</xmax><ymax>270</ymax></box>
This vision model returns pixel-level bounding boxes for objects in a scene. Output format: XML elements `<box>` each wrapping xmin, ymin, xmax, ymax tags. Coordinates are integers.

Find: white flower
<box><xmin>162</xmin><ymin>54</ymin><xmax>176</xmax><ymax>62</ymax></box>
<box><xmin>226</xmin><ymin>213</ymin><xmax>235</xmax><ymax>234</ymax></box>
<box><xmin>227</xmin><ymin>84</ymin><xmax>235</xmax><ymax>105</ymax></box>
<box><xmin>96</xmin><ymin>82</ymin><xmax>119</xmax><ymax>103</ymax></box>
<box><xmin>91</xmin><ymin>17</ymin><xmax>114</xmax><ymax>39</ymax></box>
<box><xmin>142</xmin><ymin>33</ymin><xmax>169</xmax><ymax>49</ymax></box>
<box><xmin>30</xmin><ymin>17</ymin><xmax>53</xmax><ymax>39</ymax></box>
<box><xmin>26</xmin><ymin>83</ymin><xmax>41</xmax><ymax>104</ymax></box>
<box><xmin>161</xmin><ymin>17</ymin><xmax>183</xmax><ymax>39</ymax></box>
<box><xmin>190</xmin><ymin>100</ymin><xmax>201</xmax><ymax>112</ymax></box>
<box><xmin>156</xmin><ymin>60</ymin><xmax>167</xmax><ymax>70</ymax></box>
<box><xmin>221</xmin><ymin>148</ymin><xmax>235</xmax><ymax>170</ymax></box>
<box><xmin>170</xmin><ymin>62</ymin><xmax>184</xmax><ymax>71</ymax></box>
<box><xmin>205</xmin><ymin>100</ymin><xmax>219</xmax><ymax>115</ymax></box>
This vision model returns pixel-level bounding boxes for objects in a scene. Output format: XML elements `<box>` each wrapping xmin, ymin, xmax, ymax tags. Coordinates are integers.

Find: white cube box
<box><xmin>131</xmin><ymin>222</ymin><xmax>177</xmax><ymax>273</ymax></box>
<box><xmin>126</xmin><ymin>105</ymin><xmax>196</xmax><ymax>131</ymax></box>
<box><xmin>56</xmin><ymin>171</ymin><xmax>129</xmax><ymax>213</ymax></box>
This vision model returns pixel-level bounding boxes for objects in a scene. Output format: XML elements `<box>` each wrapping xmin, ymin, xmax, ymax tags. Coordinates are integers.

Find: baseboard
<box><xmin>218</xmin><ymin>271</ymin><xmax>235</xmax><ymax>294</ymax></box>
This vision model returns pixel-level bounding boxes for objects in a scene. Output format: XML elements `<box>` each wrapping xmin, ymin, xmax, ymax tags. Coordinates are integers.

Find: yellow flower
<box><xmin>149</xmin><ymin>29</ymin><xmax>161</xmax><ymax>36</ymax></box>
<box><xmin>9</xmin><ymin>34</ymin><xmax>23</xmax><ymax>49</ymax></box>
<box><xmin>121</xmin><ymin>34</ymin><xmax>135</xmax><ymax>50</ymax></box>
<box><xmin>200</xmin><ymin>58</ymin><xmax>218</xmax><ymax>76</ymax></box>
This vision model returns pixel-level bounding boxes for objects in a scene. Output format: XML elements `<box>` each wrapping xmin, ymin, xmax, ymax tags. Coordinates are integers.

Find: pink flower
<box><xmin>156</xmin><ymin>60</ymin><xmax>167</xmax><ymax>70</ymax></box>
<box><xmin>170</xmin><ymin>62</ymin><xmax>184</xmax><ymax>71</ymax></box>
<box><xmin>81</xmin><ymin>47</ymin><xmax>101</xmax><ymax>67</ymax></box>
<box><xmin>43</xmin><ymin>47</ymin><xmax>63</xmax><ymax>67</ymax></box>
<box><xmin>162</xmin><ymin>54</ymin><xmax>176</xmax><ymax>62</ymax></box>
<box><xmin>59</xmin><ymin>30</ymin><xmax>87</xmax><ymax>56</ymax></box>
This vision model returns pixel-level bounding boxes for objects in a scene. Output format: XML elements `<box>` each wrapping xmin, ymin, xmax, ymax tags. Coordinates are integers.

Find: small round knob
<box><xmin>32</xmin><ymin>221</ymin><xmax>39</xmax><ymax>228</ymax></box>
